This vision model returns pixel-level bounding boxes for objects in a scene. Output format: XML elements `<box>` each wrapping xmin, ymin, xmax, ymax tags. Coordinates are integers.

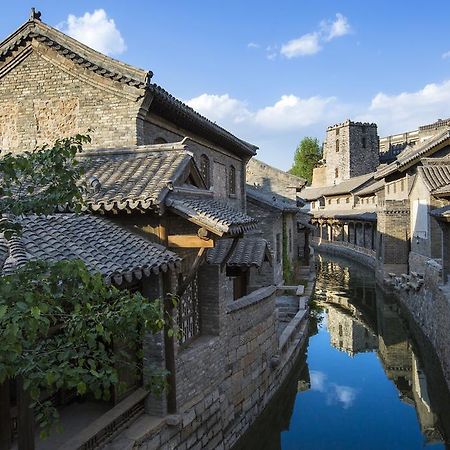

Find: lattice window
<box><xmin>178</xmin><ymin>275</ymin><xmax>200</xmax><ymax>344</ymax></box>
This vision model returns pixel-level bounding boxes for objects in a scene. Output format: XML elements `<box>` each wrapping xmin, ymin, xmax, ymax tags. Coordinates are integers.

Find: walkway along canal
<box><xmin>235</xmin><ymin>254</ymin><xmax>450</xmax><ymax>450</ymax></box>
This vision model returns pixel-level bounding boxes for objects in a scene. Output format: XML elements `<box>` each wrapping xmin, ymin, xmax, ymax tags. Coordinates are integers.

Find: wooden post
<box><xmin>0</xmin><ymin>380</ymin><xmax>11</xmax><ymax>450</ymax></box>
<box><xmin>17</xmin><ymin>376</ymin><xmax>34</xmax><ymax>450</ymax></box>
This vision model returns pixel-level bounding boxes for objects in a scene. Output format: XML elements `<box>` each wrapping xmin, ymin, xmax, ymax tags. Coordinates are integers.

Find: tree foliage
<box><xmin>289</xmin><ymin>137</ymin><xmax>322</xmax><ymax>185</ymax></box>
<box><xmin>0</xmin><ymin>136</ymin><xmax>168</xmax><ymax>438</ymax></box>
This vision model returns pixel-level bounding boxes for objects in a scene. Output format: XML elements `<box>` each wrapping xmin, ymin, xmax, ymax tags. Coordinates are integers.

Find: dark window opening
<box><xmin>200</xmin><ymin>154</ymin><xmax>210</xmax><ymax>188</ymax></box>
<box><xmin>229</xmin><ymin>165</ymin><xmax>236</xmax><ymax>196</ymax></box>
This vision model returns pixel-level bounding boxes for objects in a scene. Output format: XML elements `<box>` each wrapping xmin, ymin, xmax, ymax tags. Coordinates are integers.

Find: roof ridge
<box><xmin>77</xmin><ymin>143</ymin><xmax>190</xmax><ymax>158</ymax></box>
<box><xmin>0</xmin><ymin>19</ymin><xmax>151</xmax><ymax>89</ymax></box>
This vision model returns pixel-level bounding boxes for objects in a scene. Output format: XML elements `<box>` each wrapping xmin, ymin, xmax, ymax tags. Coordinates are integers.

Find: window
<box><xmin>362</xmin><ymin>137</ymin><xmax>366</xmax><ymax>148</ymax></box>
<box><xmin>346</xmin><ymin>197</ymin><xmax>350</xmax><ymax>204</ymax></box>
<box><xmin>400</xmin><ymin>179</ymin><xmax>405</xmax><ymax>191</ymax></box>
<box><xmin>153</xmin><ymin>137</ymin><xmax>167</xmax><ymax>144</ymax></box>
<box><xmin>229</xmin><ymin>165</ymin><xmax>236</xmax><ymax>196</ymax></box>
<box><xmin>336</xmin><ymin>139</ymin><xmax>340</xmax><ymax>152</ymax></box>
<box><xmin>312</xmin><ymin>201</ymin><xmax>315</xmax><ymax>208</ymax></box>
<box><xmin>336</xmin><ymin>127</ymin><xmax>340</xmax><ymax>136</ymax></box>
<box><xmin>200</xmin><ymin>154</ymin><xmax>210</xmax><ymax>188</ymax></box>
<box><xmin>328</xmin><ymin>199</ymin><xmax>332</xmax><ymax>205</ymax></box>
<box><xmin>276</xmin><ymin>233</ymin><xmax>281</xmax><ymax>263</ymax></box>
<box><xmin>335</xmin><ymin>168</ymin><xmax>339</xmax><ymax>178</ymax></box>
<box><xmin>337</xmin><ymin>198</ymin><xmax>340</xmax><ymax>205</ymax></box>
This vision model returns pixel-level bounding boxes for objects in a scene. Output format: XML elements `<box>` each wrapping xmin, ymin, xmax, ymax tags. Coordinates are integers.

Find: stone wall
<box><xmin>140</xmin><ymin>118</ymin><xmax>246</xmax><ymax>209</ymax></box>
<box><xmin>246</xmin><ymin>200</ymin><xmax>283</xmax><ymax>285</ymax></box>
<box><xmin>0</xmin><ymin>44</ymin><xmax>143</xmax><ymax>152</ymax></box>
<box><xmin>246</xmin><ymin>158</ymin><xmax>305</xmax><ymax>200</ymax></box>
<box><xmin>384</xmin><ymin>260</ymin><xmax>450</xmax><ymax>391</ymax></box>
<box><xmin>322</xmin><ymin>120</ymin><xmax>378</xmax><ymax>185</ymax></box>
<box><xmin>132</xmin><ymin>283</ymin><xmax>310</xmax><ymax>450</ymax></box>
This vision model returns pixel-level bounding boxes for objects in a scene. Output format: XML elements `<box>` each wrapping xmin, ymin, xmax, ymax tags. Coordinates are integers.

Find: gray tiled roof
<box><xmin>0</xmin><ymin>18</ymin><xmax>150</xmax><ymax>88</ymax></box>
<box><xmin>207</xmin><ymin>237</ymin><xmax>271</xmax><ymax>268</ymax></box>
<box><xmin>165</xmin><ymin>195</ymin><xmax>258</xmax><ymax>236</ymax></box>
<box><xmin>246</xmin><ymin>185</ymin><xmax>299</xmax><ymax>212</ymax></box>
<box><xmin>375</xmin><ymin>130</ymin><xmax>450</xmax><ymax>179</ymax></box>
<box><xmin>300</xmin><ymin>173</ymin><xmax>374</xmax><ymax>201</ymax></box>
<box><xmin>0</xmin><ymin>214</ymin><xmax>181</xmax><ymax>284</ymax></box>
<box><xmin>79</xmin><ymin>145</ymin><xmax>192</xmax><ymax>213</ymax></box>
<box><xmin>418</xmin><ymin>164</ymin><xmax>450</xmax><ymax>194</ymax></box>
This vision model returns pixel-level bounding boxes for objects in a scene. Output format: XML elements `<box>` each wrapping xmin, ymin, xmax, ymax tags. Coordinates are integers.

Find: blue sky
<box><xmin>2</xmin><ymin>1</ymin><xmax>450</xmax><ymax>169</ymax></box>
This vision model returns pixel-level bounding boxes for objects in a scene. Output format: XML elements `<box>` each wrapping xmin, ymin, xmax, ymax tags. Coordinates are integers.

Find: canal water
<box><xmin>235</xmin><ymin>254</ymin><xmax>450</xmax><ymax>450</ymax></box>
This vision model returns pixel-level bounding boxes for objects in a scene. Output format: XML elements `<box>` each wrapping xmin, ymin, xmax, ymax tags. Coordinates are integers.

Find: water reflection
<box><xmin>234</xmin><ymin>255</ymin><xmax>450</xmax><ymax>450</ymax></box>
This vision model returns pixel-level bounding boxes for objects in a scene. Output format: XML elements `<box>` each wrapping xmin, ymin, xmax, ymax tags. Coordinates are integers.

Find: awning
<box><xmin>166</xmin><ymin>195</ymin><xmax>258</xmax><ymax>236</ymax></box>
<box><xmin>207</xmin><ymin>237</ymin><xmax>272</xmax><ymax>268</ymax></box>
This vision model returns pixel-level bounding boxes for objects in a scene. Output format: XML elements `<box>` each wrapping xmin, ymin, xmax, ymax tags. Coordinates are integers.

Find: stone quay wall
<box><xmin>383</xmin><ymin>260</ymin><xmax>450</xmax><ymax>390</ymax></box>
<box><xmin>114</xmin><ymin>277</ymin><xmax>314</xmax><ymax>450</ymax></box>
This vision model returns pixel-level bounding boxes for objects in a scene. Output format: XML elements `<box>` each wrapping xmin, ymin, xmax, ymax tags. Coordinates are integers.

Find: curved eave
<box><xmin>149</xmin><ymin>84</ymin><xmax>258</xmax><ymax>158</ymax></box>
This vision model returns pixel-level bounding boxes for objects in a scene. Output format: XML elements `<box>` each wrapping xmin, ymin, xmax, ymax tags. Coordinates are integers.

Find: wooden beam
<box><xmin>176</xmin><ymin>248</ymin><xmax>207</xmax><ymax>297</ymax></box>
<box><xmin>168</xmin><ymin>235</ymin><xmax>214</xmax><ymax>248</ymax></box>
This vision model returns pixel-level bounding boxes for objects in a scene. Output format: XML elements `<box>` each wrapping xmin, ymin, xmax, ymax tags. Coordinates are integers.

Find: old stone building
<box><xmin>0</xmin><ymin>11</ymin><xmax>313</xmax><ymax>450</ymax></box>
<box><xmin>301</xmin><ymin>116</ymin><xmax>450</xmax><ymax>397</ymax></box>
<box><xmin>312</xmin><ymin>120</ymin><xmax>379</xmax><ymax>187</ymax></box>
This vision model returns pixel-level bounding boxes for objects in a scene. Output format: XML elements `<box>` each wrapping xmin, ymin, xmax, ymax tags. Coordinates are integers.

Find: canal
<box><xmin>235</xmin><ymin>254</ymin><xmax>450</xmax><ymax>450</ymax></box>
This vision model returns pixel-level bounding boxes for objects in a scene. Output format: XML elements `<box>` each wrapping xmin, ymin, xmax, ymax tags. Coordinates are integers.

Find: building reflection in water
<box><xmin>234</xmin><ymin>255</ymin><xmax>450</xmax><ymax>450</ymax></box>
<box><xmin>315</xmin><ymin>255</ymin><xmax>448</xmax><ymax>446</ymax></box>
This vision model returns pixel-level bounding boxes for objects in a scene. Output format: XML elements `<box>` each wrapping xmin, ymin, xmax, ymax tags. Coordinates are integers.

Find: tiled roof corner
<box><xmin>166</xmin><ymin>195</ymin><xmax>258</xmax><ymax>236</ymax></box>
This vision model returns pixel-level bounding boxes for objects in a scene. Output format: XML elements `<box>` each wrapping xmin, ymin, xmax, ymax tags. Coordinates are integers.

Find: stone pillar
<box><xmin>344</xmin><ymin>223</ymin><xmax>349</xmax><ymax>242</ymax></box>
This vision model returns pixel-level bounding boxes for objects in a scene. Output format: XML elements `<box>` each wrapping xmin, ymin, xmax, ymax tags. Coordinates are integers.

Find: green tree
<box><xmin>289</xmin><ymin>137</ymin><xmax>322</xmax><ymax>185</ymax></box>
<box><xmin>0</xmin><ymin>136</ymin><xmax>168</xmax><ymax>440</ymax></box>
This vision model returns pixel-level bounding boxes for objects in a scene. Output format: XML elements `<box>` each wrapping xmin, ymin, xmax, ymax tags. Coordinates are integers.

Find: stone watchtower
<box><xmin>322</xmin><ymin>120</ymin><xmax>379</xmax><ymax>185</ymax></box>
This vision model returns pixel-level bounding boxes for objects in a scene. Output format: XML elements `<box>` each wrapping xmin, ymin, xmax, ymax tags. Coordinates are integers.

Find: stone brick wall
<box><xmin>0</xmin><ymin>44</ymin><xmax>143</xmax><ymax>152</ymax></box>
<box><xmin>246</xmin><ymin>200</ymin><xmax>283</xmax><ymax>284</ymax></box>
<box><xmin>323</xmin><ymin>120</ymin><xmax>379</xmax><ymax>185</ymax></box>
<box><xmin>377</xmin><ymin>200</ymin><xmax>410</xmax><ymax>275</ymax></box>
<box><xmin>246</xmin><ymin>158</ymin><xmax>305</xmax><ymax>200</ymax></box>
<box><xmin>139</xmin><ymin>118</ymin><xmax>246</xmax><ymax>209</ymax></box>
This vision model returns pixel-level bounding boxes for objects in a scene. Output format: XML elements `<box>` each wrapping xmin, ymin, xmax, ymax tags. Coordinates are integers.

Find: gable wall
<box><xmin>140</xmin><ymin>116</ymin><xmax>246</xmax><ymax>209</ymax></box>
<box><xmin>0</xmin><ymin>42</ymin><xmax>143</xmax><ymax>153</ymax></box>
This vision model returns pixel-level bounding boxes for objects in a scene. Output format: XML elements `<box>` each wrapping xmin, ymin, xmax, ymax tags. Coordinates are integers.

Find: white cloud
<box><xmin>442</xmin><ymin>51</ymin><xmax>450</xmax><ymax>59</ymax></box>
<box><xmin>186</xmin><ymin>93</ymin><xmax>340</xmax><ymax>132</ymax></box>
<box><xmin>254</xmin><ymin>94</ymin><xmax>337</xmax><ymax>130</ymax></box>
<box><xmin>310</xmin><ymin>370</ymin><xmax>327</xmax><ymax>392</ymax></box>
<box><xmin>322</xmin><ymin>13</ymin><xmax>351</xmax><ymax>41</ymax></box>
<box><xmin>280</xmin><ymin>13</ymin><xmax>351</xmax><ymax>58</ymax></box>
<box><xmin>58</xmin><ymin>9</ymin><xmax>126</xmax><ymax>56</ymax></box>
<box><xmin>358</xmin><ymin>79</ymin><xmax>450</xmax><ymax>134</ymax></box>
<box><xmin>281</xmin><ymin>32</ymin><xmax>321</xmax><ymax>58</ymax></box>
<box><xmin>186</xmin><ymin>93</ymin><xmax>251</xmax><ymax>124</ymax></box>
<box><xmin>329</xmin><ymin>384</ymin><xmax>358</xmax><ymax>409</ymax></box>
<box><xmin>247</xmin><ymin>42</ymin><xmax>260</xmax><ymax>49</ymax></box>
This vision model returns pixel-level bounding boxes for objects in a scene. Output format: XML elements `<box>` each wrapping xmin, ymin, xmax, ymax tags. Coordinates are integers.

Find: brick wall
<box><xmin>0</xmin><ymin>44</ymin><xmax>143</xmax><ymax>152</ymax></box>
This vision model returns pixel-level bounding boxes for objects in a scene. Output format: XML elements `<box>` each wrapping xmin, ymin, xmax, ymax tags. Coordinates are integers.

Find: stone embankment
<box><xmin>109</xmin><ymin>266</ymin><xmax>315</xmax><ymax>450</ymax></box>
